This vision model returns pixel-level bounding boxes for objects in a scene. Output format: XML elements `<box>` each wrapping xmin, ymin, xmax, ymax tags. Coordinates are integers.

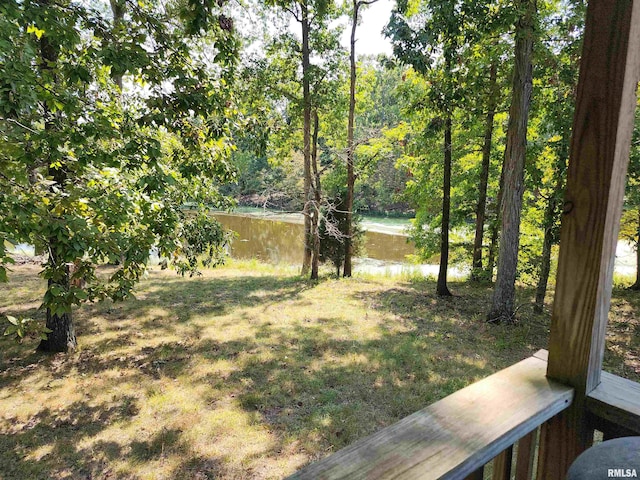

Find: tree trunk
<box><xmin>488</xmin><ymin>0</ymin><xmax>536</xmax><ymax>323</ymax></box>
<box><xmin>534</xmin><ymin>122</ymin><xmax>569</xmax><ymax>312</ymax></box>
<box><xmin>534</xmin><ymin>196</ymin><xmax>557</xmax><ymax>313</ymax></box>
<box><xmin>110</xmin><ymin>0</ymin><xmax>124</xmax><ymax>90</ymax></box>
<box><xmin>301</xmin><ymin>6</ymin><xmax>312</xmax><ymax>276</ymax></box>
<box><xmin>437</xmin><ymin>114</ymin><xmax>453</xmax><ymax>297</ymax></box>
<box><xmin>343</xmin><ymin>0</ymin><xmax>359</xmax><ymax>278</ymax></box>
<box><xmin>36</xmin><ymin>7</ymin><xmax>77</xmax><ymax>352</ymax></box>
<box><xmin>40</xmin><ymin>154</ymin><xmax>76</xmax><ymax>353</ymax></box>
<box><xmin>40</xmin><ymin>310</ymin><xmax>76</xmax><ymax>352</ymax></box>
<box><xmin>471</xmin><ymin>62</ymin><xmax>498</xmax><ymax>281</ymax></box>
<box><xmin>311</xmin><ymin>110</ymin><xmax>321</xmax><ymax>280</ymax></box>
<box><xmin>38</xmin><ymin>271</ymin><xmax>77</xmax><ymax>353</ymax></box>
<box><xmin>39</xmin><ymin>164</ymin><xmax>77</xmax><ymax>353</ymax></box>
<box><xmin>486</xmin><ymin>155</ymin><xmax>506</xmax><ymax>280</ymax></box>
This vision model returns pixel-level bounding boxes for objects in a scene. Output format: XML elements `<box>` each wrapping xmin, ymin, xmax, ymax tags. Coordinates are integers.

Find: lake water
<box><xmin>212</xmin><ymin>212</ymin><xmax>639</xmax><ymax>279</ymax></box>
<box><xmin>10</xmin><ymin>211</ymin><xmax>636</xmax><ymax>279</ymax></box>
<box><xmin>212</xmin><ymin>212</ymin><xmax>416</xmax><ymax>265</ymax></box>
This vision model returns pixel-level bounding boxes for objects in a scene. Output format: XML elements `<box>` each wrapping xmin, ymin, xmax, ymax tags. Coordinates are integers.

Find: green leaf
<box><xmin>6</xmin><ymin>315</ymin><xmax>18</xmax><ymax>326</ymax></box>
<box><xmin>4</xmin><ymin>326</ymin><xmax>17</xmax><ymax>336</ymax></box>
<box><xmin>74</xmin><ymin>289</ymin><xmax>88</xmax><ymax>300</ymax></box>
<box><xmin>50</xmin><ymin>285</ymin><xmax>63</xmax><ymax>296</ymax></box>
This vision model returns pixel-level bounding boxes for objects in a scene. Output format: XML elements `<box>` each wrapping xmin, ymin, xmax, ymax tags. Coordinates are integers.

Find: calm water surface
<box><xmin>213</xmin><ymin>213</ymin><xmax>415</xmax><ymax>264</ymax></box>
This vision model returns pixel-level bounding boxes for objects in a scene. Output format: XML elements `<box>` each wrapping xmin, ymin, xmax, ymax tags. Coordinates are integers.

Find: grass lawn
<box><xmin>0</xmin><ymin>260</ymin><xmax>638</xmax><ymax>479</ymax></box>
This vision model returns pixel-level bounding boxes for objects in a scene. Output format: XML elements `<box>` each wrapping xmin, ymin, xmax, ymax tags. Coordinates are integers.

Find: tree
<box><xmin>264</xmin><ymin>0</ymin><xmax>341</xmax><ymax>279</ymax></box>
<box><xmin>532</xmin><ymin>2</ymin><xmax>584</xmax><ymax>312</ymax></box>
<box><xmin>387</xmin><ymin>0</ymin><xmax>488</xmax><ymax>296</ymax></box>
<box><xmin>343</xmin><ymin>0</ymin><xmax>378</xmax><ymax>278</ymax></box>
<box><xmin>229</xmin><ymin>53</ymin><xmax>407</xmax><ymax>223</ymax></box>
<box><xmin>308</xmin><ymin>29</ymin><xmax>346</xmax><ymax>280</ymax></box>
<box><xmin>0</xmin><ymin>0</ymin><xmax>239</xmax><ymax>351</ymax></box>
<box><xmin>487</xmin><ymin>0</ymin><xmax>537</xmax><ymax>323</ymax></box>
<box><xmin>470</xmin><ymin>59</ymin><xmax>499</xmax><ymax>281</ymax></box>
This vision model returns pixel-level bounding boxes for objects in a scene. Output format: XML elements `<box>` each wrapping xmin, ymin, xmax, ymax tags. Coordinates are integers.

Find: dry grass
<box><xmin>0</xmin><ymin>261</ymin><xmax>637</xmax><ymax>479</ymax></box>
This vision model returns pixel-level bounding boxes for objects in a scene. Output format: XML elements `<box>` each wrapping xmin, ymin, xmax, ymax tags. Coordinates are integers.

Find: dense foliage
<box><xmin>3</xmin><ymin>0</ymin><xmax>639</xmax><ymax>346</ymax></box>
<box><xmin>0</xmin><ymin>0</ymin><xmax>239</xmax><ymax>350</ymax></box>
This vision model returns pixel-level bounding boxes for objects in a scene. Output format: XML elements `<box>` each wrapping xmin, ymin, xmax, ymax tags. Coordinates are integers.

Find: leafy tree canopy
<box><xmin>0</xmin><ymin>0</ymin><xmax>239</xmax><ymax>319</ymax></box>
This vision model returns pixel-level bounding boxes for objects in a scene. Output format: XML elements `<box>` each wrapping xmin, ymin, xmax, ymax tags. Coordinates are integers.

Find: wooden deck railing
<box><xmin>288</xmin><ymin>350</ymin><xmax>640</xmax><ymax>480</ymax></box>
<box><xmin>288</xmin><ymin>350</ymin><xmax>573</xmax><ymax>479</ymax></box>
<box><xmin>587</xmin><ymin>370</ymin><xmax>640</xmax><ymax>440</ymax></box>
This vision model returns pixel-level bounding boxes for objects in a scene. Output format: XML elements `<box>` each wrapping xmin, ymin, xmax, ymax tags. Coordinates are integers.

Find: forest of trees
<box><xmin>225</xmin><ymin>0</ymin><xmax>593</xmax><ymax>311</ymax></box>
<box><xmin>1</xmin><ymin>0</ymin><xmax>639</xmax><ymax>351</ymax></box>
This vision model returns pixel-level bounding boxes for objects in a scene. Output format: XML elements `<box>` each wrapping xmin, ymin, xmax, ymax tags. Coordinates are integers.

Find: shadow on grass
<box><xmin>80</xmin><ymin>273</ymin><xmax>317</xmax><ymax>337</ymax></box>
<box><xmin>605</xmin><ymin>288</ymin><xmax>640</xmax><ymax>381</ymax></box>
<box><xmin>0</xmin><ymin>397</ymin><xmax>138</xmax><ymax>480</ymax></box>
<box><xmin>354</xmin><ymin>282</ymin><xmax>551</xmax><ymax>360</ymax></box>
<box><xmin>0</xmin><ymin>395</ymin><xmax>230</xmax><ymax>479</ymax></box>
<box><xmin>0</xmin><ymin>269</ymin><xmax>562</xmax><ymax>479</ymax></box>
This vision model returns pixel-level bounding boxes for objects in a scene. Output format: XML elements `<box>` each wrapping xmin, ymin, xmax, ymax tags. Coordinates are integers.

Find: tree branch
<box><xmin>0</xmin><ymin>118</ymin><xmax>38</xmax><ymax>134</ymax></box>
<box><xmin>356</xmin><ymin>0</ymin><xmax>379</xmax><ymax>9</ymax></box>
<box><xmin>283</xmin><ymin>4</ymin><xmax>302</xmax><ymax>23</ymax></box>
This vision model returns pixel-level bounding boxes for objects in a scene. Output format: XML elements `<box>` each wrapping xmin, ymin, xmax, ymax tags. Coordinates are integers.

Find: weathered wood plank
<box><xmin>539</xmin><ymin>0</ymin><xmax>640</xmax><ymax>477</ymax></box>
<box><xmin>532</xmin><ymin>349</ymin><xmax>548</xmax><ymax>362</ymax></box>
<box><xmin>537</xmin><ymin>409</ymin><xmax>586</xmax><ymax>479</ymax></box>
<box><xmin>586</xmin><ymin>370</ymin><xmax>640</xmax><ymax>434</ymax></box>
<box><xmin>491</xmin><ymin>447</ymin><xmax>512</xmax><ymax>480</ymax></box>
<box><xmin>288</xmin><ymin>356</ymin><xmax>573</xmax><ymax>480</ymax></box>
<box><xmin>514</xmin><ymin>428</ymin><xmax>536</xmax><ymax>480</ymax></box>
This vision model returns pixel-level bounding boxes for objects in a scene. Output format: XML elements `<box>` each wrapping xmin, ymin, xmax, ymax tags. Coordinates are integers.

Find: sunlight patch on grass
<box><xmin>25</xmin><ymin>444</ymin><xmax>54</xmax><ymax>462</ymax></box>
<box><xmin>1</xmin><ymin>261</ymin><xmax>636</xmax><ymax>479</ymax></box>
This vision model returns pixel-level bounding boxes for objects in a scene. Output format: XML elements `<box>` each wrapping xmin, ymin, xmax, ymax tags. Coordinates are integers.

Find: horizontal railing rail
<box><xmin>288</xmin><ymin>350</ymin><xmax>574</xmax><ymax>480</ymax></box>
<box><xmin>587</xmin><ymin>369</ymin><xmax>640</xmax><ymax>435</ymax></box>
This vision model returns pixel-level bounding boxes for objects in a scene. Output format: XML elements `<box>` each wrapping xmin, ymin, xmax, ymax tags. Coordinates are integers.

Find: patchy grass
<box><xmin>0</xmin><ymin>261</ymin><xmax>637</xmax><ymax>479</ymax></box>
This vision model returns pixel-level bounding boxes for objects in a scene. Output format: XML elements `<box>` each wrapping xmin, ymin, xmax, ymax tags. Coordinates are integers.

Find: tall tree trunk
<box><xmin>533</xmin><ymin>192</ymin><xmax>558</xmax><ymax>313</ymax></box>
<box><xmin>488</xmin><ymin>0</ymin><xmax>536</xmax><ymax>323</ymax></box>
<box><xmin>311</xmin><ymin>110</ymin><xmax>321</xmax><ymax>280</ymax></box>
<box><xmin>36</xmin><ymin>12</ymin><xmax>77</xmax><ymax>352</ymax></box>
<box><xmin>486</xmin><ymin>153</ymin><xmax>507</xmax><ymax>280</ymax></box>
<box><xmin>41</xmin><ymin>161</ymin><xmax>77</xmax><ymax>352</ymax></box>
<box><xmin>471</xmin><ymin>62</ymin><xmax>498</xmax><ymax>281</ymax></box>
<box><xmin>110</xmin><ymin>0</ymin><xmax>124</xmax><ymax>90</ymax></box>
<box><xmin>533</xmin><ymin>172</ymin><xmax>562</xmax><ymax>313</ymax></box>
<box><xmin>301</xmin><ymin>6</ymin><xmax>312</xmax><ymax>276</ymax></box>
<box><xmin>534</xmin><ymin>122</ymin><xmax>569</xmax><ymax>312</ymax></box>
<box><xmin>39</xmin><ymin>264</ymin><xmax>77</xmax><ymax>353</ymax></box>
<box><xmin>343</xmin><ymin>0</ymin><xmax>359</xmax><ymax>278</ymax></box>
<box><xmin>437</xmin><ymin>113</ymin><xmax>453</xmax><ymax>296</ymax></box>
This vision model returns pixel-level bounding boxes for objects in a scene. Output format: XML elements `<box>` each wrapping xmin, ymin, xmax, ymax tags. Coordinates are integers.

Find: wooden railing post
<box><xmin>492</xmin><ymin>446</ymin><xmax>513</xmax><ymax>480</ymax></box>
<box><xmin>539</xmin><ymin>0</ymin><xmax>640</xmax><ymax>477</ymax></box>
<box><xmin>515</xmin><ymin>429</ymin><xmax>537</xmax><ymax>480</ymax></box>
